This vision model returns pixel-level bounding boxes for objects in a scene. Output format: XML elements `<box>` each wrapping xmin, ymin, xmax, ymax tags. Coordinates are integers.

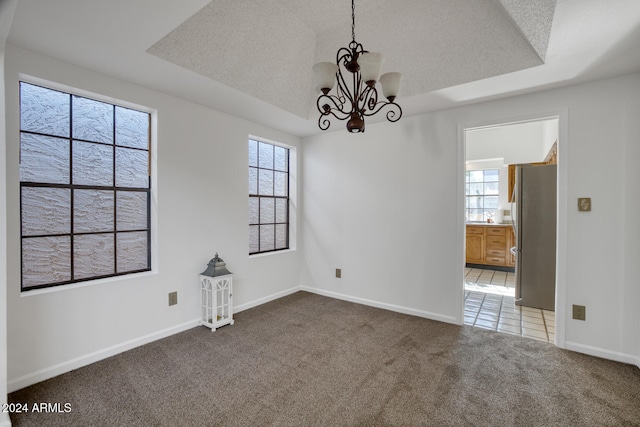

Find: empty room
<box><xmin>1</xmin><ymin>1</ymin><xmax>640</xmax><ymax>425</ymax></box>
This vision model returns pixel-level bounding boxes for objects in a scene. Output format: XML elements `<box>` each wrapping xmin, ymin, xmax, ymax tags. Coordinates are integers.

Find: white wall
<box><xmin>541</xmin><ymin>118</ymin><xmax>559</xmax><ymax>159</ymax></box>
<box><xmin>1</xmin><ymin>1</ymin><xmax>18</xmax><ymax>424</ymax></box>
<box><xmin>4</xmin><ymin>46</ymin><xmax>302</xmax><ymax>391</ymax></box>
<box><xmin>301</xmin><ymin>72</ymin><xmax>640</xmax><ymax>367</ymax></box>
<box><xmin>301</xmin><ymin>113</ymin><xmax>462</xmax><ymax>323</ymax></box>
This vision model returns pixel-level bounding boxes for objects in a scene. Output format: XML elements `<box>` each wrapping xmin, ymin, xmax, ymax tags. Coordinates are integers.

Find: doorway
<box><xmin>462</xmin><ymin>117</ymin><xmax>559</xmax><ymax>344</ymax></box>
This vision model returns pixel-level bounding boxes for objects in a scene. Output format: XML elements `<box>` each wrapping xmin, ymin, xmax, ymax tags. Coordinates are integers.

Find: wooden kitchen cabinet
<box><xmin>465</xmin><ymin>226</ymin><xmax>485</xmax><ymax>264</ymax></box>
<box><xmin>485</xmin><ymin>227</ymin><xmax>507</xmax><ymax>265</ymax></box>
<box><xmin>466</xmin><ymin>224</ymin><xmax>515</xmax><ymax>269</ymax></box>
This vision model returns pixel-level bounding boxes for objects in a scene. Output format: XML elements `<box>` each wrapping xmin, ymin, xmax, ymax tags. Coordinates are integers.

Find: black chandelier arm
<box><xmin>359</xmin><ymin>84</ymin><xmax>379</xmax><ymax>112</ymax></box>
<box><xmin>336</xmin><ymin>43</ymin><xmax>364</xmax><ymax>65</ymax></box>
<box><xmin>318</xmin><ymin>115</ymin><xmax>332</xmax><ymax>131</ymax></box>
<box><xmin>317</xmin><ymin>99</ymin><xmax>403</xmax><ymax>131</ymax></box>
<box><xmin>384</xmin><ymin>102</ymin><xmax>403</xmax><ymax>123</ymax></box>
<box><xmin>317</xmin><ymin>106</ymin><xmax>352</xmax><ymax>131</ymax></box>
<box><xmin>316</xmin><ymin>93</ymin><xmax>348</xmax><ymax>116</ymax></box>
<box><xmin>360</xmin><ymin>99</ymin><xmax>403</xmax><ymax>123</ymax></box>
<box><xmin>335</xmin><ymin>66</ymin><xmax>355</xmax><ymax>106</ymax></box>
<box><xmin>336</xmin><ymin>47</ymin><xmax>352</xmax><ymax>67</ymax></box>
<box><xmin>323</xmin><ymin>107</ymin><xmax>352</xmax><ymax>122</ymax></box>
<box><xmin>316</xmin><ymin>93</ymin><xmax>352</xmax><ymax>126</ymax></box>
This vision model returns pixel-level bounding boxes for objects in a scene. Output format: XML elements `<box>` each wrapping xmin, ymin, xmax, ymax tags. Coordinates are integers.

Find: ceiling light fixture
<box><xmin>313</xmin><ymin>0</ymin><xmax>403</xmax><ymax>133</ymax></box>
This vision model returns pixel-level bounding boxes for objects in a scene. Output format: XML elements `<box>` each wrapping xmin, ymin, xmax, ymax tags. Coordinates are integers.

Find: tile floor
<box><xmin>464</xmin><ymin>267</ymin><xmax>555</xmax><ymax>343</ymax></box>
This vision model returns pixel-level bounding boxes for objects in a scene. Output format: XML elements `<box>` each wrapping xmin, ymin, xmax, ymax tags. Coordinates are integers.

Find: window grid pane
<box><xmin>465</xmin><ymin>168</ymin><xmax>499</xmax><ymax>222</ymax></box>
<box><xmin>19</xmin><ymin>81</ymin><xmax>151</xmax><ymax>291</ymax></box>
<box><xmin>249</xmin><ymin>139</ymin><xmax>289</xmax><ymax>255</ymax></box>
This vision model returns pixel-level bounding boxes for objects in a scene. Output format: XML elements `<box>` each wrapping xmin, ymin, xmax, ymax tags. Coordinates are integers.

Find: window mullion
<box><xmin>113</xmin><ymin>104</ymin><xmax>118</xmax><ymax>275</ymax></box>
<box><xmin>69</xmin><ymin>92</ymin><xmax>75</xmax><ymax>282</ymax></box>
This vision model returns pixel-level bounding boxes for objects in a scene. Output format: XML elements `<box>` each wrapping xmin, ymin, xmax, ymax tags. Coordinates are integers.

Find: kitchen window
<box><xmin>248</xmin><ymin>138</ymin><xmax>289</xmax><ymax>254</ymax></box>
<box><xmin>465</xmin><ymin>169</ymin><xmax>499</xmax><ymax>222</ymax></box>
<box><xmin>19</xmin><ymin>81</ymin><xmax>151</xmax><ymax>291</ymax></box>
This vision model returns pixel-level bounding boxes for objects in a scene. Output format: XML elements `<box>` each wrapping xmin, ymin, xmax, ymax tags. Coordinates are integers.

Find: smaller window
<box><xmin>248</xmin><ymin>138</ymin><xmax>289</xmax><ymax>254</ymax></box>
<box><xmin>465</xmin><ymin>169</ymin><xmax>499</xmax><ymax>222</ymax></box>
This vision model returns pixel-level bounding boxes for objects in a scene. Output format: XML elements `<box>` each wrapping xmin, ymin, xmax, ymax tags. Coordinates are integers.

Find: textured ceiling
<box><xmin>148</xmin><ymin>0</ymin><xmax>556</xmax><ymax>119</ymax></box>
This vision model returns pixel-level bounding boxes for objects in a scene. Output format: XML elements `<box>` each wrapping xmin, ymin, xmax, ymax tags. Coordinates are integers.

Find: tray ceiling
<box><xmin>147</xmin><ymin>0</ymin><xmax>556</xmax><ymax>119</ymax></box>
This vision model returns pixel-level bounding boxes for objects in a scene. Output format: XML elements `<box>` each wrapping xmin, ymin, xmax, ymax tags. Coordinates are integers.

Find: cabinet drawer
<box><xmin>486</xmin><ymin>248</ymin><xmax>506</xmax><ymax>257</ymax></box>
<box><xmin>486</xmin><ymin>256</ymin><xmax>506</xmax><ymax>265</ymax></box>
<box><xmin>486</xmin><ymin>227</ymin><xmax>507</xmax><ymax>236</ymax></box>
<box><xmin>466</xmin><ymin>226</ymin><xmax>484</xmax><ymax>235</ymax></box>
<box><xmin>486</xmin><ymin>236</ymin><xmax>506</xmax><ymax>247</ymax></box>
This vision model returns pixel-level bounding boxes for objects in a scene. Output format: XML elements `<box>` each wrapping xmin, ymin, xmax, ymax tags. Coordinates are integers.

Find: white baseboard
<box><xmin>300</xmin><ymin>286</ymin><xmax>458</xmax><ymax>325</ymax></box>
<box><xmin>233</xmin><ymin>286</ymin><xmax>301</xmax><ymax>313</ymax></box>
<box><xmin>564</xmin><ymin>341</ymin><xmax>640</xmax><ymax>368</ymax></box>
<box><xmin>7</xmin><ymin>319</ymin><xmax>200</xmax><ymax>393</ymax></box>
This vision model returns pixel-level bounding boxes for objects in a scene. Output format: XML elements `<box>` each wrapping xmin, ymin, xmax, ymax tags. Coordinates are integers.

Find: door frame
<box><xmin>456</xmin><ymin>111</ymin><xmax>568</xmax><ymax>348</ymax></box>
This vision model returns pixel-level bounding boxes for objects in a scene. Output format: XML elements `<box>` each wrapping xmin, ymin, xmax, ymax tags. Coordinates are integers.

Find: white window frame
<box><xmin>248</xmin><ymin>135</ymin><xmax>296</xmax><ymax>257</ymax></box>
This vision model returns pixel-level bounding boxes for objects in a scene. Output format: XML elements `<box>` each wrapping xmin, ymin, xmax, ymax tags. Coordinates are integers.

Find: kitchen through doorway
<box><xmin>463</xmin><ymin>118</ymin><xmax>559</xmax><ymax>343</ymax></box>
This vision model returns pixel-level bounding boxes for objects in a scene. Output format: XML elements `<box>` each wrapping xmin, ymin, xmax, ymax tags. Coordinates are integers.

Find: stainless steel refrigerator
<box><xmin>513</xmin><ymin>164</ymin><xmax>557</xmax><ymax>311</ymax></box>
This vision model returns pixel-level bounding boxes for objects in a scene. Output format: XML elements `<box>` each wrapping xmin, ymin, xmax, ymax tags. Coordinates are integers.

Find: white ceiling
<box><xmin>7</xmin><ymin>0</ymin><xmax>640</xmax><ymax>137</ymax></box>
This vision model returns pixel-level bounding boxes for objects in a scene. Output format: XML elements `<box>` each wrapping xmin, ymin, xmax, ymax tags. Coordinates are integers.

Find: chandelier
<box><xmin>313</xmin><ymin>0</ymin><xmax>403</xmax><ymax>133</ymax></box>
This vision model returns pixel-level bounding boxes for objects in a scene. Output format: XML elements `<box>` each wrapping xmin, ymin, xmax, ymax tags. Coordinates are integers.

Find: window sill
<box><xmin>20</xmin><ymin>270</ymin><xmax>158</xmax><ymax>297</ymax></box>
<box><xmin>249</xmin><ymin>248</ymin><xmax>296</xmax><ymax>259</ymax></box>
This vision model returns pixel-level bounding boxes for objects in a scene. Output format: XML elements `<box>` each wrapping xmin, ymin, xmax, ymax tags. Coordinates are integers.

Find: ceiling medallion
<box><xmin>313</xmin><ymin>0</ymin><xmax>403</xmax><ymax>133</ymax></box>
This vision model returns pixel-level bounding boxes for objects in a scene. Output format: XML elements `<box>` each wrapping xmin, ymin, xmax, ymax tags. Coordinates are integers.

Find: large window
<box><xmin>19</xmin><ymin>81</ymin><xmax>151</xmax><ymax>291</ymax></box>
<box><xmin>248</xmin><ymin>138</ymin><xmax>289</xmax><ymax>254</ymax></box>
<box><xmin>465</xmin><ymin>169</ymin><xmax>499</xmax><ymax>222</ymax></box>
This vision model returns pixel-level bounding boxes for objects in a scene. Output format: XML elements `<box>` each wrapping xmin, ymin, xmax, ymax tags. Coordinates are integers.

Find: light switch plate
<box><xmin>572</xmin><ymin>304</ymin><xmax>586</xmax><ymax>321</ymax></box>
<box><xmin>578</xmin><ymin>198</ymin><xmax>591</xmax><ymax>212</ymax></box>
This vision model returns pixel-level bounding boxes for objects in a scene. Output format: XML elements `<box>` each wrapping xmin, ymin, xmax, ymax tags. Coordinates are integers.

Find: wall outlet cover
<box><xmin>335</xmin><ymin>268</ymin><xmax>342</xmax><ymax>278</ymax></box>
<box><xmin>169</xmin><ymin>291</ymin><xmax>178</xmax><ymax>306</ymax></box>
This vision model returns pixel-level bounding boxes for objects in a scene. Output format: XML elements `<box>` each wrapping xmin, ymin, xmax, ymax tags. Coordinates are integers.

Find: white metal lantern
<box><xmin>200</xmin><ymin>253</ymin><xmax>234</xmax><ymax>331</ymax></box>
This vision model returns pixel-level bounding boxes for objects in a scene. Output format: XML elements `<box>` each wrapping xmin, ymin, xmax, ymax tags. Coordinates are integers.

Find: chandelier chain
<box><xmin>351</xmin><ymin>0</ymin><xmax>356</xmax><ymax>43</ymax></box>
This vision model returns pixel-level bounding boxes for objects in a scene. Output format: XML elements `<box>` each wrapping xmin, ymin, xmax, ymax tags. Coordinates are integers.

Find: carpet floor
<box><xmin>8</xmin><ymin>291</ymin><xmax>640</xmax><ymax>426</ymax></box>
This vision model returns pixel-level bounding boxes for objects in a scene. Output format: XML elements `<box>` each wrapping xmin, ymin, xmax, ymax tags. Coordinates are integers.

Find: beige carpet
<box><xmin>9</xmin><ymin>291</ymin><xmax>640</xmax><ymax>426</ymax></box>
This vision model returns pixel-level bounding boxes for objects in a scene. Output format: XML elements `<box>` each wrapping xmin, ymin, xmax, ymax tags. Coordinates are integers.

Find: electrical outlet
<box><xmin>572</xmin><ymin>304</ymin><xmax>586</xmax><ymax>321</ymax></box>
<box><xmin>335</xmin><ymin>268</ymin><xmax>341</xmax><ymax>278</ymax></box>
<box><xmin>168</xmin><ymin>291</ymin><xmax>178</xmax><ymax>306</ymax></box>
